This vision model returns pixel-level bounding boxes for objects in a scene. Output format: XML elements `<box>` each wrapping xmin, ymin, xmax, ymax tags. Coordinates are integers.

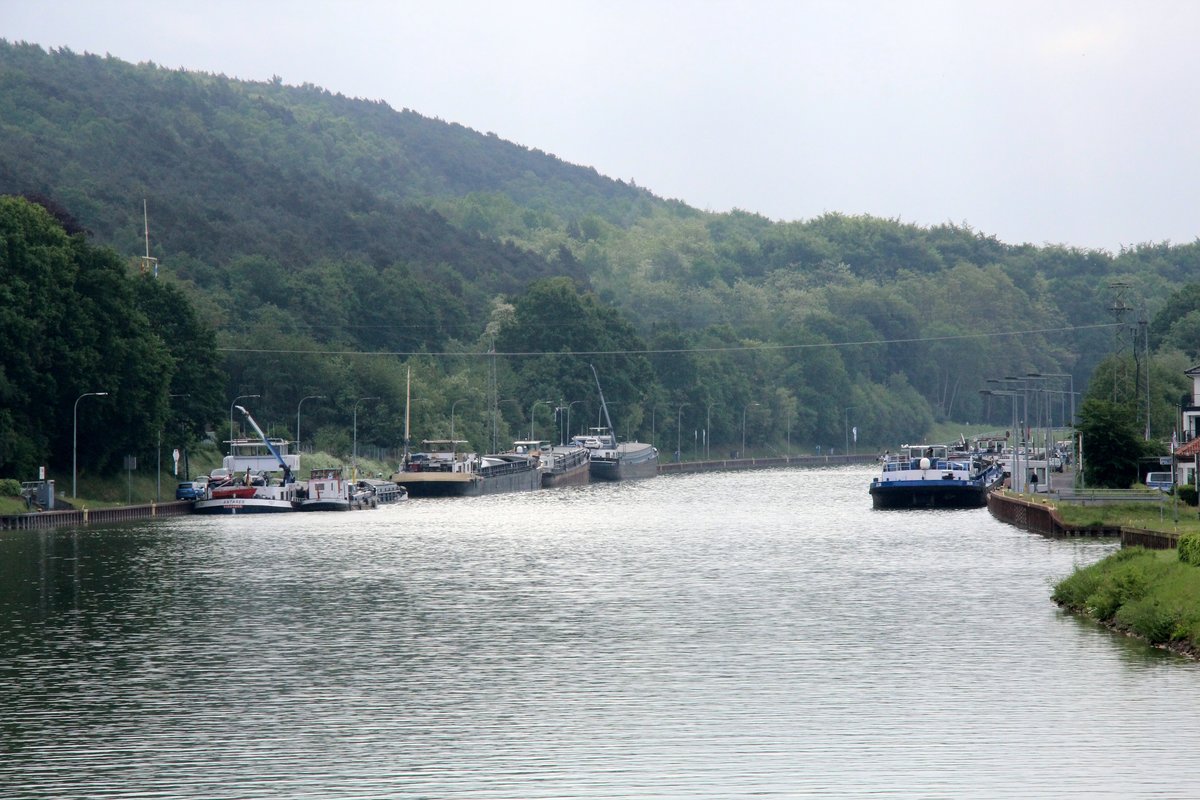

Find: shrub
<box><xmin>1116</xmin><ymin>597</ymin><xmax>1178</xmax><ymax>644</ymax></box>
<box><xmin>1178</xmin><ymin>485</ymin><xmax>1198</xmax><ymax>506</ymax></box>
<box><xmin>1071</xmin><ymin>548</ymin><xmax>1161</xmax><ymax>621</ymax></box>
<box><xmin>0</xmin><ymin>478</ymin><xmax>21</xmax><ymax>497</ymax></box>
<box><xmin>1179</xmin><ymin>534</ymin><xmax>1200</xmax><ymax>567</ymax></box>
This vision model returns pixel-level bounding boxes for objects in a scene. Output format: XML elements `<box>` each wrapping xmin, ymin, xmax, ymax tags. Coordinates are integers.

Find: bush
<box><xmin>1054</xmin><ymin>547</ymin><xmax>1161</xmax><ymax>621</ymax></box>
<box><xmin>1179</xmin><ymin>533</ymin><xmax>1200</xmax><ymax>567</ymax></box>
<box><xmin>0</xmin><ymin>478</ymin><xmax>21</xmax><ymax>497</ymax></box>
<box><xmin>1116</xmin><ymin>597</ymin><xmax>1178</xmax><ymax>644</ymax></box>
<box><xmin>1178</xmin><ymin>485</ymin><xmax>1198</xmax><ymax>506</ymax></box>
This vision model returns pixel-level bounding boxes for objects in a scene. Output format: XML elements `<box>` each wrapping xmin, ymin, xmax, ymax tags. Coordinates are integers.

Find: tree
<box><xmin>496</xmin><ymin>278</ymin><xmax>659</xmax><ymax>439</ymax></box>
<box><xmin>0</xmin><ymin>196</ymin><xmax>180</xmax><ymax>478</ymax></box>
<box><xmin>1076</xmin><ymin>398</ymin><xmax>1143</xmax><ymax>488</ymax></box>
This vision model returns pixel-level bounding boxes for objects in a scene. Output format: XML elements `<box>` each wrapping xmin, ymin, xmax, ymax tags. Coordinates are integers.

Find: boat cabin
<box><xmin>878</xmin><ymin>444</ymin><xmax>977</xmax><ymax>478</ymax></box>
<box><xmin>222</xmin><ymin>436</ymin><xmax>300</xmax><ymax>476</ymax></box>
<box><xmin>404</xmin><ymin>440</ymin><xmax>477</xmax><ymax>473</ymax></box>
<box><xmin>573</xmin><ymin>428</ymin><xmax>616</xmax><ymax>451</ymax></box>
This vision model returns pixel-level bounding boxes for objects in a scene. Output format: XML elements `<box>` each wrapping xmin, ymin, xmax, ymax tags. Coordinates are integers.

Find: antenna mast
<box><xmin>141</xmin><ymin>199</ymin><xmax>159</xmax><ymax>278</ymax></box>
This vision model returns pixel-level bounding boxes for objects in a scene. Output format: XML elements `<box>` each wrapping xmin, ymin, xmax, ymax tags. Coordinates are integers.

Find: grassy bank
<box><xmin>1052</xmin><ymin>499</ymin><xmax>1200</xmax><ymax>535</ymax></box>
<box><xmin>1053</xmin><ymin>547</ymin><xmax>1200</xmax><ymax>658</ymax></box>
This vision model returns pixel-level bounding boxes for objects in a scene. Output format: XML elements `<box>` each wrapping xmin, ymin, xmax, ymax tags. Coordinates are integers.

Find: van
<box><xmin>1145</xmin><ymin>471</ymin><xmax>1174</xmax><ymax>492</ymax></box>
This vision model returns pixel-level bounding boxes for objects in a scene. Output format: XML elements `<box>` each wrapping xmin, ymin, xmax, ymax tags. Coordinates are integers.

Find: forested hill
<box><xmin>6</xmin><ymin>39</ymin><xmax>1200</xmax><ymax>469</ymax></box>
<box><xmin>0</xmin><ymin>40</ymin><xmax>674</xmax><ymax>345</ymax></box>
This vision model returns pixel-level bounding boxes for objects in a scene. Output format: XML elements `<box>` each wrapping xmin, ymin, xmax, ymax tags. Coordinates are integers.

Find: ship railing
<box><xmin>881</xmin><ymin>458</ymin><xmax>972</xmax><ymax>474</ymax></box>
<box><xmin>479</xmin><ymin>458</ymin><xmax>534</xmax><ymax>478</ymax></box>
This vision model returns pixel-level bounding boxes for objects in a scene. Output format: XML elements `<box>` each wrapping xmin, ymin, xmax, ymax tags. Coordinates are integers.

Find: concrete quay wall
<box><xmin>987</xmin><ymin>490</ymin><xmax>1179</xmax><ymax>549</ymax></box>
<box><xmin>658</xmin><ymin>453</ymin><xmax>877</xmax><ymax>474</ymax></box>
<box><xmin>1</xmin><ymin>501</ymin><xmax>193</xmax><ymax>531</ymax></box>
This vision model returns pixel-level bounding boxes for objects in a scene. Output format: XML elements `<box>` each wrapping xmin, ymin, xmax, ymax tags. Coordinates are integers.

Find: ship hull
<box><xmin>869</xmin><ymin>481</ymin><xmax>993</xmax><ymax>509</ymax></box>
<box><xmin>589</xmin><ymin>442</ymin><xmax>659</xmax><ymax>482</ymax></box>
<box><xmin>395</xmin><ymin>458</ymin><xmax>542</xmax><ymax>497</ymax></box>
<box><xmin>193</xmin><ymin>496</ymin><xmax>298</xmax><ymax>514</ymax></box>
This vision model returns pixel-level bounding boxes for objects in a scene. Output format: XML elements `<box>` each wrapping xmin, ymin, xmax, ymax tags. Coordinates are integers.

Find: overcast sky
<box><xmin>6</xmin><ymin>1</ymin><xmax>1200</xmax><ymax>251</ymax></box>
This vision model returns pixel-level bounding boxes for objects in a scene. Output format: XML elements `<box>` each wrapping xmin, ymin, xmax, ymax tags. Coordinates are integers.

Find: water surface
<box><xmin>2</xmin><ymin>467</ymin><xmax>1195</xmax><ymax>798</ymax></box>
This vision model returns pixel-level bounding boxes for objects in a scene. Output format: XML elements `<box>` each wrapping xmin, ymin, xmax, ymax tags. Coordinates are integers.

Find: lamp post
<box><xmin>676</xmin><ymin>402</ymin><xmax>690</xmax><ymax>463</ymax></box>
<box><xmin>73</xmin><ymin>391</ymin><xmax>109</xmax><ymax>498</ymax></box>
<box><xmin>530</xmin><ymin>400</ymin><xmax>550</xmax><ymax>441</ymax></box>
<box><xmin>982</xmin><ymin>387</ymin><xmax>1024</xmax><ymax>492</ymax></box>
<box><xmin>706</xmin><ymin>401</ymin><xmax>718</xmax><ymax>460</ymax></box>
<box><xmin>352</xmin><ymin>396</ymin><xmax>380</xmax><ymax>478</ymax></box>
<box><xmin>785</xmin><ymin>403</ymin><xmax>792</xmax><ymax>459</ymax></box>
<box><xmin>1003</xmin><ymin>376</ymin><xmax>1035</xmax><ymax>493</ymax></box>
<box><xmin>450</xmin><ymin>398</ymin><xmax>467</xmax><ymax>441</ymax></box>
<box><xmin>1028</xmin><ymin>371</ymin><xmax>1077</xmax><ymax>484</ymax></box>
<box><xmin>296</xmin><ymin>395</ymin><xmax>324</xmax><ymax>454</ymax></box>
<box><xmin>229</xmin><ymin>394</ymin><xmax>261</xmax><ymax>460</ymax></box>
<box><xmin>564</xmin><ymin>400</ymin><xmax>584</xmax><ymax>445</ymax></box>
<box><xmin>742</xmin><ymin>402</ymin><xmax>759</xmax><ymax>458</ymax></box>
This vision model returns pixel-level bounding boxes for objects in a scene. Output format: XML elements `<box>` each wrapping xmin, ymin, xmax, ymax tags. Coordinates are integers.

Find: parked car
<box><xmin>1145</xmin><ymin>471</ymin><xmax>1174</xmax><ymax>492</ymax></box>
<box><xmin>175</xmin><ymin>481</ymin><xmax>204</xmax><ymax>501</ymax></box>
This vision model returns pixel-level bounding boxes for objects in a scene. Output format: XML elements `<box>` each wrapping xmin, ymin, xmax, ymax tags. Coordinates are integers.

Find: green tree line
<box><xmin>4</xmin><ymin>41</ymin><xmax>1200</xmax><ymax>483</ymax></box>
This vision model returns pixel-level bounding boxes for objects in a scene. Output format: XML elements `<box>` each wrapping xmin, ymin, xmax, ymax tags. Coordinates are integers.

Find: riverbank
<box><xmin>1051</xmin><ymin>546</ymin><xmax>1200</xmax><ymax>660</ymax></box>
<box><xmin>988</xmin><ymin>488</ymin><xmax>1200</xmax><ymax>660</ymax></box>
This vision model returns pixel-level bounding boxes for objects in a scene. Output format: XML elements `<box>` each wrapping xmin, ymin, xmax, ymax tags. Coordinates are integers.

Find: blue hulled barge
<box><xmin>869</xmin><ymin>443</ymin><xmax>1005</xmax><ymax>509</ymax></box>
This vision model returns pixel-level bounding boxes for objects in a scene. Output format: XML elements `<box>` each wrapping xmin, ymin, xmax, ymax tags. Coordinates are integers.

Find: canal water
<box><xmin>2</xmin><ymin>466</ymin><xmax>1198</xmax><ymax>799</ymax></box>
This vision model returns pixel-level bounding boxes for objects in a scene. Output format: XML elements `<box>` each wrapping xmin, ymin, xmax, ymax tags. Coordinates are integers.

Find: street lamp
<box><xmin>982</xmin><ymin>387</ymin><xmax>1024</xmax><ymax>493</ymax></box>
<box><xmin>530</xmin><ymin>400</ymin><xmax>551</xmax><ymax>441</ymax></box>
<box><xmin>1028</xmin><ymin>371</ymin><xmax>1077</xmax><ymax>479</ymax></box>
<box><xmin>785</xmin><ymin>403</ymin><xmax>792</xmax><ymax>459</ymax></box>
<box><xmin>73</xmin><ymin>391</ymin><xmax>109</xmax><ymax>498</ymax></box>
<box><xmin>563</xmin><ymin>400</ymin><xmax>584</xmax><ymax>445</ymax></box>
<box><xmin>296</xmin><ymin>395</ymin><xmax>324</xmax><ymax>454</ymax></box>
<box><xmin>352</xmin><ymin>396</ymin><xmax>379</xmax><ymax>478</ymax></box>
<box><xmin>706</xmin><ymin>401</ymin><xmax>719</xmax><ymax>460</ymax></box>
<box><xmin>844</xmin><ymin>406</ymin><xmax>858</xmax><ymax>456</ymax></box>
<box><xmin>450</xmin><ymin>398</ymin><xmax>468</xmax><ymax>441</ymax></box>
<box><xmin>230</xmin><ymin>394</ymin><xmax>261</xmax><ymax>459</ymax></box>
<box><xmin>742</xmin><ymin>402</ymin><xmax>760</xmax><ymax>458</ymax></box>
<box><xmin>676</xmin><ymin>402</ymin><xmax>690</xmax><ymax>462</ymax></box>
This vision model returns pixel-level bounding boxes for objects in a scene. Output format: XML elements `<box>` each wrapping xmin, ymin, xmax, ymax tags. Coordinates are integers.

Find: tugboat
<box><xmin>869</xmin><ymin>442</ymin><xmax>1005</xmax><ymax>509</ymax></box>
<box><xmin>295</xmin><ymin>467</ymin><xmax>354</xmax><ymax>511</ymax></box>
<box><xmin>194</xmin><ymin>405</ymin><xmax>301</xmax><ymax>514</ymax></box>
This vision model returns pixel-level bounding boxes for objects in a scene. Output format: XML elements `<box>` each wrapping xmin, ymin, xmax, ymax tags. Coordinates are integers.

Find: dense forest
<box><xmin>2</xmin><ymin>40</ymin><xmax>1199</xmax><ymax>482</ymax></box>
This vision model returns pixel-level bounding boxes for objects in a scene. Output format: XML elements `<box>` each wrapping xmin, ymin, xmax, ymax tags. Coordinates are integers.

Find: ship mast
<box><xmin>589</xmin><ymin>364</ymin><xmax>617</xmax><ymax>440</ymax></box>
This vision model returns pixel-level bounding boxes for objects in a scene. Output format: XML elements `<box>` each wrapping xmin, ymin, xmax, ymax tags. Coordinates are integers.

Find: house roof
<box><xmin>1176</xmin><ymin>437</ymin><xmax>1200</xmax><ymax>458</ymax></box>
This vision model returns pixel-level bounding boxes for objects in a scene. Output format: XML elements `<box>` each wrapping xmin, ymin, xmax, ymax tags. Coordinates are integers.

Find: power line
<box><xmin>216</xmin><ymin>322</ymin><xmax>1120</xmax><ymax>358</ymax></box>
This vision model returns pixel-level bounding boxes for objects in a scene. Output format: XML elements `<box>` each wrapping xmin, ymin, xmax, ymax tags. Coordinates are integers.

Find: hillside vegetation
<box><xmin>3</xmin><ymin>40</ymin><xmax>1200</xmax><ymax>481</ymax></box>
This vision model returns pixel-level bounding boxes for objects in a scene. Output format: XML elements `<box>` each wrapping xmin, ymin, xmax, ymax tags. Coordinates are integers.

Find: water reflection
<box><xmin>1</xmin><ymin>467</ymin><xmax>1196</xmax><ymax>798</ymax></box>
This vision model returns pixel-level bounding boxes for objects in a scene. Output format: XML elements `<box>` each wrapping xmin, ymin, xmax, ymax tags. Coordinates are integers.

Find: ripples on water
<box><xmin>2</xmin><ymin>467</ymin><xmax>1197</xmax><ymax>798</ymax></box>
